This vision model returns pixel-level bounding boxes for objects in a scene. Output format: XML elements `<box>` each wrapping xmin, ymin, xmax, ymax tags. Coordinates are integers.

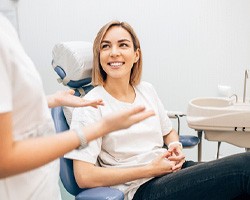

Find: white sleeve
<box><xmin>156</xmin><ymin>95</ymin><xmax>173</xmax><ymax>136</ymax></box>
<box><xmin>148</xmin><ymin>82</ymin><xmax>172</xmax><ymax>136</ymax></box>
<box><xmin>64</xmin><ymin>106</ymin><xmax>102</xmax><ymax>164</ymax></box>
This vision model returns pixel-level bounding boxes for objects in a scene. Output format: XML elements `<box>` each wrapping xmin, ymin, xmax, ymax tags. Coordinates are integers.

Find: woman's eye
<box><xmin>120</xmin><ymin>43</ymin><xmax>128</xmax><ymax>47</ymax></box>
<box><xmin>101</xmin><ymin>44</ymin><xmax>110</xmax><ymax>49</ymax></box>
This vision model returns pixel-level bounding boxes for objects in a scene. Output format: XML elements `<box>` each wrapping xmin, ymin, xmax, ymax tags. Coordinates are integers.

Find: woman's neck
<box><xmin>104</xmin><ymin>79</ymin><xmax>136</xmax><ymax>103</ymax></box>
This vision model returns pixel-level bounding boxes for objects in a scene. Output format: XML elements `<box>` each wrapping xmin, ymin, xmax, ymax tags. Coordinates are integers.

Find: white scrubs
<box><xmin>0</xmin><ymin>14</ymin><xmax>61</xmax><ymax>200</ymax></box>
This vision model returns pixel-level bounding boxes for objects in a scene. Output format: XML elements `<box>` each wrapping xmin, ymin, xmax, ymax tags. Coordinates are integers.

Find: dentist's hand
<box><xmin>82</xmin><ymin>106</ymin><xmax>155</xmax><ymax>143</ymax></box>
<box><xmin>47</xmin><ymin>89</ymin><xmax>104</xmax><ymax>108</ymax></box>
<box><xmin>103</xmin><ymin>106</ymin><xmax>155</xmax><ymax>133</ymax></box>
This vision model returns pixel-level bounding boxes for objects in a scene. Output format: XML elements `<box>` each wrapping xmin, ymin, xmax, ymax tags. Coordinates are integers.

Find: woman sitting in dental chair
<box><xmin>65</xmin><ymin>20</ymin><xmax>250</xmax><ymax>200</ymax></box>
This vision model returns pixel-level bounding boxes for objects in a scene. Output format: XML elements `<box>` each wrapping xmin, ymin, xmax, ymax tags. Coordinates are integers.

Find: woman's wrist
<box><xmin>142</xmin><ymin>164</ymin><xmax>155</xmax><ymax>178</ymax></box>
<box><xmin>168</xmin><ymin>141</ymin><xmax>183</xmax><ymax>150</ymax></box>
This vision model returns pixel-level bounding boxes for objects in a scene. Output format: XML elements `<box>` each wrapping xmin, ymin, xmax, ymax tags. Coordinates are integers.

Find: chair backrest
<box><xmin>52</xmin><ymin>41</ymin><xmax>94</xmax><ymax>96</ymax></box>
<box><xmin>51</xmin><ymin>41</ymin><xmax>93</xmax><ymax>194</ymax></box>
<box><xmin>51</xmin><ymin>106</ymin><xmax>84</xmax><ymax>196</ymax></box>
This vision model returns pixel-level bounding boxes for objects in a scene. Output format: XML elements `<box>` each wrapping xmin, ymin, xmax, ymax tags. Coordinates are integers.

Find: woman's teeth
<box><xmin>110</xmin><ymin>62</ymin><xmax>123</xmax><ymax>67</ymax></box>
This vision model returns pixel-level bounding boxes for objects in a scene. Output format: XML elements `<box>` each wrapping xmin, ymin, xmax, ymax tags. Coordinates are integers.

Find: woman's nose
<box><xmin>110</xmin><ymin>46</ymin><xmax>121</xmax><ymax>57</ymax></box>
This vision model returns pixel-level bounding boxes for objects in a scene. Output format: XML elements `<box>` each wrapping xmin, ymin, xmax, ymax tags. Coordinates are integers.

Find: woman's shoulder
<box><xmin>83</xmin><ymin>85</ymin><xmax>104</xmax><ymax>99</ymax></box>
<box><xmin>136</xmin><ymin>81</ymin><xmax>155</xmax><ymax>92</ymax></box>
<box><xmin>135</xmin><ymin>81</ymin><xmax>159</xmax><ymax>100</ymax></box>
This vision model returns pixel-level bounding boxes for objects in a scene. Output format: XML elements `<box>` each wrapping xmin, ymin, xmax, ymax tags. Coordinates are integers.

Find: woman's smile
<box><xmin>108</xmin><ymin>61</ymin><xmax>125</xmax><ymax>69</ymax></box>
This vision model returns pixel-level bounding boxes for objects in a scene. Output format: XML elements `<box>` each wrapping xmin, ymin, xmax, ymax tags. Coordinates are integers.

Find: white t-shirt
<box><xmin>0</xmin><ymin>14</ymin><xmax>61</xmax><ymax>200</ymax></box>
<box><xmin>65</xmin><ymin>81</ymin><xmax>172</xmax><ymax>200</ymax></box>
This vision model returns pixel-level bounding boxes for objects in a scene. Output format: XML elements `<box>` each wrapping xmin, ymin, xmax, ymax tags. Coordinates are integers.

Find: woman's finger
<box><xmin>172</xmin><ymin>159</ymin><xmax>185</xmax><ymax>171</ymax></box>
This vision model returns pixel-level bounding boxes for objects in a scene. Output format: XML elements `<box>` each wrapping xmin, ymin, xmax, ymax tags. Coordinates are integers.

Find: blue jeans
<box><xmin>133</xmin><ymin>152</ymin><xmax>250</xmax><ymax>200</ymax></box>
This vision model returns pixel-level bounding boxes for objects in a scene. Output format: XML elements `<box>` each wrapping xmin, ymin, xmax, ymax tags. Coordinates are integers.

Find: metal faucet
<box><xmin>243</xmin><ymin>69</ymin><xmax>249</xmax><ymax>103</ymax></box>
<box><xmin>229</xmin><ymin>94</ymin><xmax>238</xmax><ymax>103</ymax></box>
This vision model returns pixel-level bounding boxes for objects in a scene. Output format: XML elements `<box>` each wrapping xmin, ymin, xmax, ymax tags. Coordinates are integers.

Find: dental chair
<box><xmin>51</xmin><ymin>41</ymin><xmax>124</xmax><ymax>200</ymax></box>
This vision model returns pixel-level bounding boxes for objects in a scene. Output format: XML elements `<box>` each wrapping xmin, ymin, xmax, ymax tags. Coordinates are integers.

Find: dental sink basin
<box><xmin>191</xmin><ymin>97</ymin><xmax>232</xmax><ymax>107</ymax></box>
<box><xmin>187</xmin><ymin>97</ymin><xmax>250</xmax><ymax>148</ymax></box>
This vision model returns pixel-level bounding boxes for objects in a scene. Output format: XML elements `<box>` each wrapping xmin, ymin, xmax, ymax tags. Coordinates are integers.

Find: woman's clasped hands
<box><xmin>167</xmin><ymin>145</ymin><xmax>186</xmax><ymax>172</ymax></box>
<box><xmin>148</xmin><ymin>145</ymin><xmax>185</xmax><ymax>177</ymax></box>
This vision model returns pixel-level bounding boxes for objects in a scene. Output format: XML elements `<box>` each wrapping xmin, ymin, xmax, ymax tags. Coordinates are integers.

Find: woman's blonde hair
<box><xmin>92</xmin><ymin>20</ymin><xmax>142</xmax><ymax>86</ymax></box>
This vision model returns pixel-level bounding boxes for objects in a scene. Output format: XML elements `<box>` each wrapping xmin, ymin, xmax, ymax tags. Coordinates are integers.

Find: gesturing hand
<box><xmin>103</xmin><ymin>106</ymin><xmax>155</xmax><ymax>133</ymax></box>
<box><xmin>48</xmin><ymin>89</ymin><xmax>104</xmax><ymax>108</ymax></box>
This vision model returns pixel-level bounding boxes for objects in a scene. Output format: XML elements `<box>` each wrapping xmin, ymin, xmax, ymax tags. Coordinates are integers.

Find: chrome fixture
<box><xmin>229</xmin><ymin>94</ymin><xmax>238</xmax><ymax>103</ymax></box>
<box><xmin>243</xmin><ymin>69</ymin><xmax>249</xmax><ymax>103</ymax></box>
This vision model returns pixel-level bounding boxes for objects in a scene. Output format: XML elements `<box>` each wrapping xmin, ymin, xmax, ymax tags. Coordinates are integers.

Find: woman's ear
<box><xmin>134</xmin><ymin>48</ymin><xmax>140</xmax><ymax>63</ymax></box>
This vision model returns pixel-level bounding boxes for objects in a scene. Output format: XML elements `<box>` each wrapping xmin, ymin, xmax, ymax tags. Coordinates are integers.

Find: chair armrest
<box><xmin>166</xmin><ymin>110</ymin><xmax>186</xmax><ymax>119</ymax></box>
<box><xmin>166</xmin><ymin>110</ymin><xmax>186</xmax><ymax>135</ymax></box>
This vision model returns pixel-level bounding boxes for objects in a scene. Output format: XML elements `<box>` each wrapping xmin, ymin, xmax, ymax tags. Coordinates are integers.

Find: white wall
<box><xmin>0</xmin><ymin>0</ymin><xmax>19</xmax><ymax>31</ymax></box>
<box><xmin>16</xmin><ymin>0</ymin><xmax>250</xmax><ymax>162</ymax></box>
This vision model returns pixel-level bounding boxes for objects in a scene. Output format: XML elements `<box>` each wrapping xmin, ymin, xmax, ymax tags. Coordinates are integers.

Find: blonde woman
<box><xmin>66</xmin><ymin>21</ymin><xmax>250</xmax><ymax>200</ymax></box>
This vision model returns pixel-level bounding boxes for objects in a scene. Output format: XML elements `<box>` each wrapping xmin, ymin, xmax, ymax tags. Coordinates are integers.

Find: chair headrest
<box><xmin>52</xmin><ymin>41</ymin><xmax>93</xmax><ymax>88</ymax></box>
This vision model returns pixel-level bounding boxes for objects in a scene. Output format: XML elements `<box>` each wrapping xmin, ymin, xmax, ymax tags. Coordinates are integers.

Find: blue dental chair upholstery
<box><xmin>51</xmin><ymin>41</ymin><xmax>124</xmax><ymax>200</ymax></box>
